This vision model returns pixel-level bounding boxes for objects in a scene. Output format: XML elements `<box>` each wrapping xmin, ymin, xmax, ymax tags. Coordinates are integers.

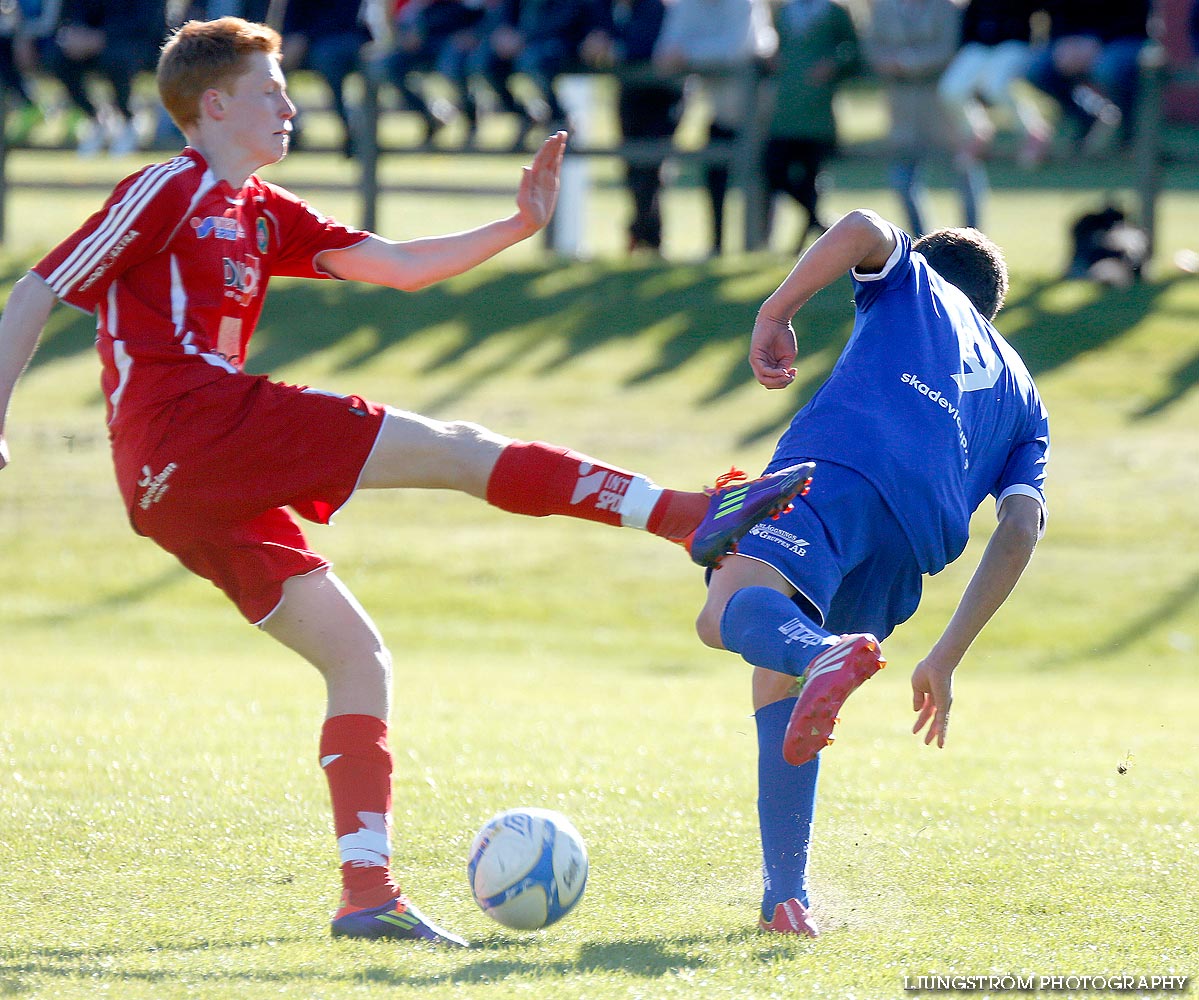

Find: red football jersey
<box><xmin>33</xmin><ymin>147</ymin><xmax>369</xmax><ymax>430</ymax></box>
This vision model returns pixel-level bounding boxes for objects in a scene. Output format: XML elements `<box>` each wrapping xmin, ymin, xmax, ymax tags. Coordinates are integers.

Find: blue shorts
<box><xmin>732</xmin><ymin>461</ymin><xmax>923</xmax><ymax>640</ymax></box>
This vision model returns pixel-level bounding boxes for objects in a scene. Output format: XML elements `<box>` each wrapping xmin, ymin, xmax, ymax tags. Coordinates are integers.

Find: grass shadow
<box><xmin>12</xmin><ymin>256</ymin><xmax>1198</xmax><ymax>446</ymax></box>
<box><xmin>0</xmin><ymin>926</ymin><xmax>804</xmax><ymax>994</ymax></box>
<box><xmin>1088</xmin><ymin>569</ymin><xmax>1199</xmax><ymax>659</ymax></box>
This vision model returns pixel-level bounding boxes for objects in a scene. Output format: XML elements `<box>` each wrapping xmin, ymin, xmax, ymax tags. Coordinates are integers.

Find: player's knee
<box><xmin>695</xmin><ymin>602</ymin><xmax>726</xmax><ymax>650</ymax></box>
<box><xmin>374</xmin><ymin>643</ymin><xmax>394</xmax><ymax>686</ymax></box>
<box><xmin>442</xmin><ymin>418</ymin><xmax>509</xmax><ymax>457</ymax></box>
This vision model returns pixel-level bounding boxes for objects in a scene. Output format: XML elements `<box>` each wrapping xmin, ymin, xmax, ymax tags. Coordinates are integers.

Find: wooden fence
<box><xmin>0</xmin><ymin>52</ymin><xmax>1193</xmax><ymax>257</ymax></box>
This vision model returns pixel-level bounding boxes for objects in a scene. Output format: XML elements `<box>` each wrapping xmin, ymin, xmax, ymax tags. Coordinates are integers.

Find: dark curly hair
<box><xmin>913</xmin><ymin>227</ymin><xmax>1008</xmax><ymax>321</ymax></box>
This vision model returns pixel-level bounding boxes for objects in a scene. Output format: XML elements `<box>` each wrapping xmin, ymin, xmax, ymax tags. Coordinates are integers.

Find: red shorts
<box><xmin>120</xmin><ymin>373</ymin><xmax>386</xmax><ymax>624</ymax></box>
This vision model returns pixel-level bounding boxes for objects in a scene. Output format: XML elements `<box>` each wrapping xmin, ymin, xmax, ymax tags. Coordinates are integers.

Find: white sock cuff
<box><xmin>619</xmin><ymin>474</ymin><xmax>663</xmax><ymax>530</ymax></box>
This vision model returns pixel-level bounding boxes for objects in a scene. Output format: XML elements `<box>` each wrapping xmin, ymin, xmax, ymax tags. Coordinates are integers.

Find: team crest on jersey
<box><xmin>255</xmin><ymin>217</ymin><xmax>269</xmax><ymax>253</ymax></box>
<box><xmin>192</xmin><ymin>216</ymin><xmax>241</xmax><ymax>240</ymax></box>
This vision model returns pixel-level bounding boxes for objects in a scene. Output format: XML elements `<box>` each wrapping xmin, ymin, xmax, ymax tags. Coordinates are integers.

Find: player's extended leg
<box><xmin>261</xmin><ymin>568</ymin><xmax>467</xmax><ymax>946</ymax></box>
<box><xmin>357</xmin><ymin>407</ymin><xmax>813</xmax><ymax>567</ymax></box>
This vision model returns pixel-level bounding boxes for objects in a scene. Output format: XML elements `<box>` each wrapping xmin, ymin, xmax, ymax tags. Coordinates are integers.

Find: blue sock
<box><xmin>719</xmin><ymin>586</ymin><xmax>834</xmax><ymax>676</ymax></box>
<box><xmin>757</xmin><ymin>696</ymin><xmax>820</xmax><ymax>914</ymax></box>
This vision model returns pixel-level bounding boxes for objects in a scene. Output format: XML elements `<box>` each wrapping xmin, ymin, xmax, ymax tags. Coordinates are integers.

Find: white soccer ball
<box><xmin>467</xmin><ymin>807</ymin><xmax>588</xmax><ymax>930</ymax></box>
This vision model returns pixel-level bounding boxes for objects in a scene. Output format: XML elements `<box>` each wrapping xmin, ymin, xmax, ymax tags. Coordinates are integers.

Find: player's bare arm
<box><xmin>317</xmin><ymin>132</ymin><xmax>568</xmax><ymax>292</ymax></box>
<box><xmin>911</xmin><ymin>493</ymin><xmax>1043</xmax><ymax>748</ymax></box>
<box><xmin>751</xmin><ymin>210</ymin><xmax>898</xmax><ymax>388</ymax></box>
<box><xmin>0</xmin><ymin>273</ymin><xmax>57</xmax><ymax>471</ymax></box>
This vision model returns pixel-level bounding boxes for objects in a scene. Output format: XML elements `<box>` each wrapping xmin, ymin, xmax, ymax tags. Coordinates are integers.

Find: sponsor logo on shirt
<box><xmin>137</xmin><ymin>462</ymin><xmax>177</xmax><ymax>510</ymax></box>
<box><xmin>746</xmin><ymin>522</ymin><xmax>809</xmax><ymax>555</ymax></box>
<box><xmin>192</xmin><ymin>216</ymin><xmax>241</xmax><ymax>240</ymax></box>
<box><xmin>77</xmin><ymin>230</ymin><xmax>140</xmax><ymax>292</ymax></box>
<box><xmin>256</xmin><ymin>217</ymin><xmax>270</xmax><ymax>253</ymax></box>
<box><xmin>900</xmin><ymin>371</ymin><xmax>970</xmax><ymax>468</ymax></box>
<box><xmin>222</xmin><ymin>255</ymin><xmax>260</xmax><ymax>305</ymax></box>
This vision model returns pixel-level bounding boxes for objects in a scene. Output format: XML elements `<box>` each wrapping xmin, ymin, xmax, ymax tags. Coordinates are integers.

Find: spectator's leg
<box><xmin>308</xmin><ymin>35</ymin><xmax>366</xmax><ymax>157</ymax></box>
<box><xmin>1092</xmin><ymin>38</ymin><xmax>1146</xmax><ymax>146</ymax></box>
<box><xmin>43</xmin><ymin>45</ymin><xmax>100</xmax><ymax>120</ymax></box>
<box><xmin>41</xmin><ymin>45</ymin><xmax>106</xmax><ymax>153</ymax></box>
<box><xmin>387</xmin><ymin>47</ymin><xmax>443</xmax><ymax>146</ymax></box>
<box><xmin>1026</xmin><ymin>41</ymin><xmax>1089</xmax><ymax>139</ymax></box>
<box><xmin>437</xmin><ymin>40</ymin><xmax>478</xmax><ymax>144</ymax></box>
<box><xmin>938</xmin><ymin>43</ymin><xmax>993</xmax><ymax>156</ymax></box>
<box><xmin>981</xmin><ymin>40</ymin><xmax>1050</xmax><ymax>165</ymax></box>
<box><xmin>795</xmin><ymin>140</ymin><xmax>832</xmax><ymax>241</ymax></box>
<box><xmin>619</xmin><ymin>80</ymin><xmax>680</xmax><ymax>252</ymax></box>
<box><xmin>472</xmin><ymin>50</ymin><xmax>532</xmax><ymax>149</ymax></box>
<box><xmin>515</xmin><ymin>40</ymin><xmax>568</xmax><ymax>126</ymax></box>
<box><xmin>955</xmin><ymin>154</ymin><xmax>987</xmax><ymax>230</ymax></box>
<box><xmin>763</xmin><ymin>137</ymin><xmax>829</xmax><ymax>248</ymax></box>
<box><xmin>888</xmin><ymin>156</ymin><xmax>926</xmax><ymax>236</ymax></box>
<box><xmin>705</xmin><ymin>122</ymin><xmax>735</xmax><ymax>255</ymax></box>
<box><xmin>96</xmin><ymin>38</ymin><xmax>150</xmax><ymax>154</ymax></box>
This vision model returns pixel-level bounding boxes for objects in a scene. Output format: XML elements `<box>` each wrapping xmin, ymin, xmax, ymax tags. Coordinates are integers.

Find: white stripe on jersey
<box><xmin>46</xmin><ymin>156</ymin><xmax>196</xmax><ymax>295</ymax></box>
<box><xmin>105</xmin><ymin>282</ymin><xmax>132</xmax><ymax>423</ymax></box>
<box><xmin>170</xmin><ymin>253</ymin><xmax>188</xmax><ymax>344</ymax></box>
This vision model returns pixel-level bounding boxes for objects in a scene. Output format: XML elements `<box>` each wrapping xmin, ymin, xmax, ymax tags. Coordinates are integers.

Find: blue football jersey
<box><xmin>770</xmin><ymin>226</ymin><xmax>1049</xmax><ymax>575</ymax></box>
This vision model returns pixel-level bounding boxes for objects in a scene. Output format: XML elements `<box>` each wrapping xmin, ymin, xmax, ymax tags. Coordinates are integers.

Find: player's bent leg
<box><xmin>262</xmin><ymin>570</ymin><xmax>468</xmax><ymax>946</ymax></box>
<box><xmin>261</xmin><ymin>569</ymin><xmax>392</xmax><ymax>718</ymax></box>
<box><xmin>783</xmin><ymin>634</ymin><xmax>886</xmax><ymax>768</ymax></box>
<box><xmin>695</xmin><ymin>554</ymin><xmax>799</xmax><ymax>651</ymax></box>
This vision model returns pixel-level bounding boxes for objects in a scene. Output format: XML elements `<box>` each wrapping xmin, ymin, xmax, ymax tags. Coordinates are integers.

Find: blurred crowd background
<box><xmin>0</xmin><ymin>0</ymin><xmax>1196</xmax><ymax>260</ymax></box>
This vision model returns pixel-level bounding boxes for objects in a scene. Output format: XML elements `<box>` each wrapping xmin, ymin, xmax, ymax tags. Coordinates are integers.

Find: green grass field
<box><xmin>1</xmin><ymin>145</ymin><xmax>1197</xmax><ymax>999</ymax></box>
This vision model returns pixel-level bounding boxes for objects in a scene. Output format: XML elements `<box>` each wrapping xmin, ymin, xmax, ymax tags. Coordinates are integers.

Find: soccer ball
<box><xmin>467</xmin><ymin>807</ymin><xmax>588</xmax><ymax>930</ymax></box>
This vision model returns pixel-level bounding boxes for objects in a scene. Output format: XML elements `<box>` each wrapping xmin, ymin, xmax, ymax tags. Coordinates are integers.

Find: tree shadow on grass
<box><xmin>1085</xmin><ymin>569</ymin><xmax>1199</xmax><ymax>661</ymax></box>
<box><xmin>12</xmin><ymin>565</ymin><xmax>194</xmax><ymax>629</ymax></box>
<box><xmin>13</xmin><ymin>258</ymin><xmax>1195</xmax><ymax>449</ymax></box>
<box><xmin>999</xmin><ymin>275</ymin><xmax>1181</xmax><ymax>377</ymax></box>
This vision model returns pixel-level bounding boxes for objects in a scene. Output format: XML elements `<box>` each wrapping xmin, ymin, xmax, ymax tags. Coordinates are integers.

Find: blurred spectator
<box><xmin>1024</xmin><ymin>0</ymin><xmax>1153</xmax><ymax>153</ymax></box>
<box><xmin>1</xmin><ymin>1</ymin><xmax>51</xmax><ymax>145</ymax></box>
<box><xmin>378</xmin><ymin>0</ymin><xmax>487</xmax><ymax>146</ymax></box>
<box><xmin>762</xmin><ymin>0</ymin><xmax>860</xmax><ymax>253</ymax></box>
<box><xmin>168</xmin><ymin>1</ymin><xmax>271</xmax><ymax>19</ymax></box>
<box><xmin>863</xmin><ymin>0</ymin><xmax>982</xmax><ymax>236</ymax></box>
<box><xmin>654</xmin><ymin>0</ymin><xmax>777</xmax><ymax>257</ymax></box>
<box><xmin>42</xmin><ymin>0</ymin><xmax>168</xmax><ymax>156</ymax></box>
<box><xmin>282</xmin><ymin>0</ymin><xmax>371</xmax><ymax>157</ymax></box>
<box><xmin>1191</xmin><ymin>0</ymin><xmax>1198</xmax><ymax>57</ymax></box>
<box><xmin>936</xmin><ymin>0</ymin><xmax>1049</xmax><ymax>169</ymax></box>
<box><xmin>473</xmin><ymin>0</ymin><xmax>611</xmax><ymax>150</ymax></box>
<box><xmin>585</xmin><ymin>0</ymin><xmax>682</xmax><ymax>255</ymax></box>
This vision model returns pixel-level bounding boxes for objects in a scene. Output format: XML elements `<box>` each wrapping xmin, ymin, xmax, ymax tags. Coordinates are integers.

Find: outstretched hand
<box><xmin>514</xmin><ymin>131</ymin><xmax>568</xmax><ymax>235</ymax></box>
<box><xmin>910</xmin><ymin>655</ymin><xmax>955</xmax><ymax>748</ymax></box>
<box><xmin>749</xmin><ymin>312</ymin><xmax>798</xmax><ymax>389</ymax></box>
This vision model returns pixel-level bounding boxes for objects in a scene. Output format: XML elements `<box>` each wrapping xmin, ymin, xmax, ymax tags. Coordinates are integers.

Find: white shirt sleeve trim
<box><xmin>995</xmin><ymin>485</ymin><xmax>1048</xmax><ymax>539</ymax></box>
<box><xmin>850</xmin><ymin>224</ymin><xmax>905</xmax><ymax>282</ymax></box>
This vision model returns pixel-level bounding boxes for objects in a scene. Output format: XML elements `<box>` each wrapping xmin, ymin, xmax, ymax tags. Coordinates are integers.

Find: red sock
<box><xmin>319</xmin><ymin>714</ymin><xmax>401</xmax><ymax>909</ymax></box>
<box><xmin>646</xmin><ymin>490</ymin><xmax>710</xmax><ymax>540</ymax></box>
<box><xmin>486</xmin><ymin>441</ymin><xmax>632</xmax><ymax>526</ymax></box>
<box><xmin>485</xmin><ymin>440</ymin><xmax>706</xmax><ymax>538</ymax></box>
